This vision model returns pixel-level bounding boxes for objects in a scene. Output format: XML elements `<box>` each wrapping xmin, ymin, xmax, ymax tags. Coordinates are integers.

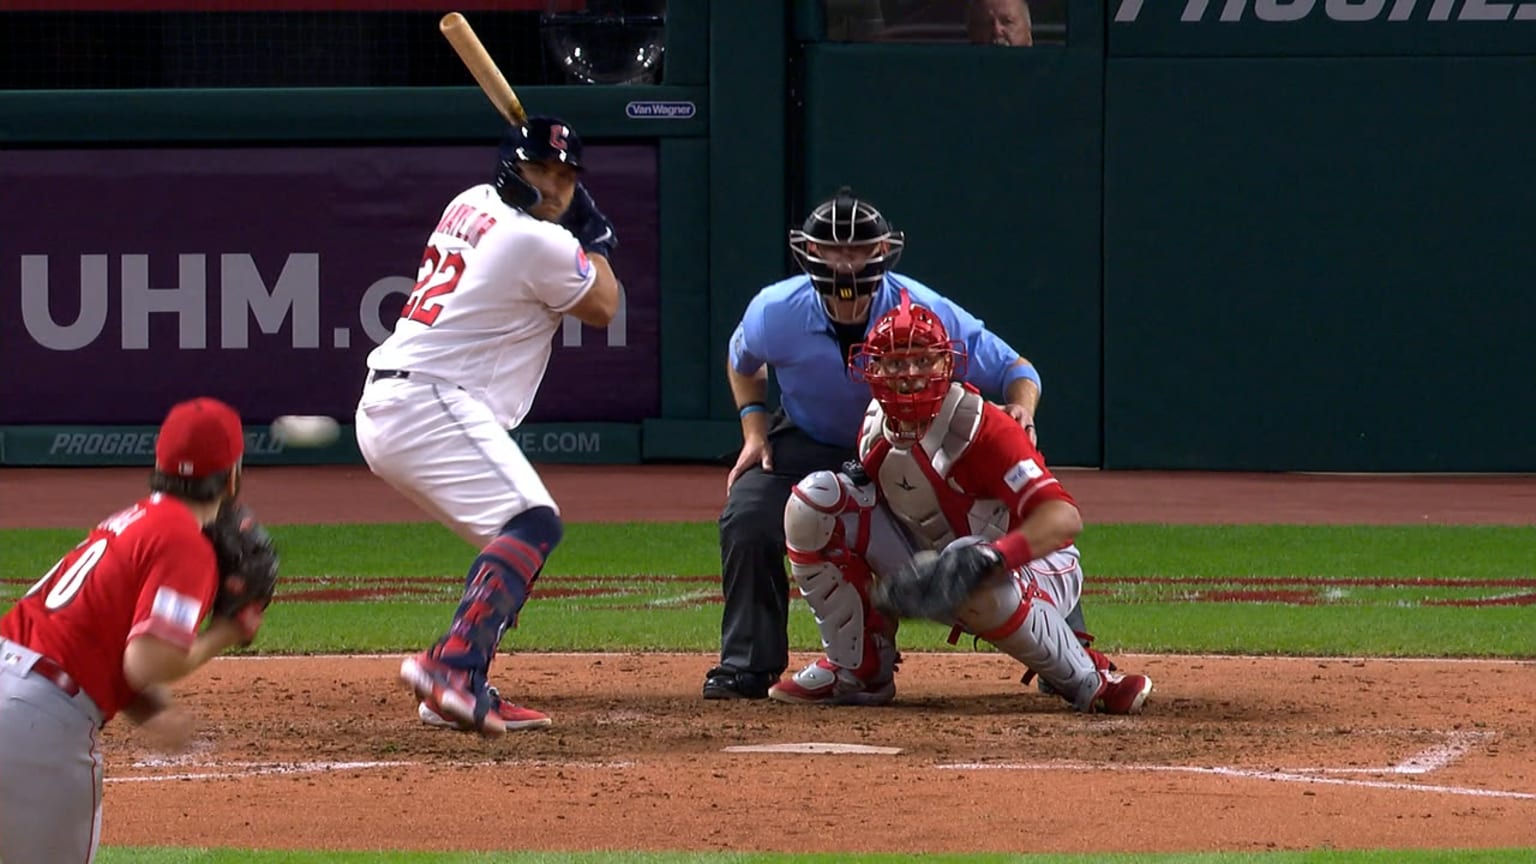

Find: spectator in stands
<box><xmin>966</xmin><ymin>0</ymin><xmax>1033</xmax><ymax>46</ymax></box>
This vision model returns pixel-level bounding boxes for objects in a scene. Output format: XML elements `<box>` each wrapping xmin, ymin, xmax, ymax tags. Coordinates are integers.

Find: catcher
<box><xmin>0</xmin><ymin>398</ymin><xmax>278</xmax><ymax>863</ymax></box>
<box><xmin>767</xmin><ymin>293</ymin><xmax>1152</xmax><ymax>713</ymax></box>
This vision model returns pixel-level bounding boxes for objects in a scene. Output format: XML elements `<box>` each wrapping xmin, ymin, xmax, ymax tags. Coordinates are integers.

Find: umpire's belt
<box><xmin>0</xmin><ymin>639</ymin><xmax>79</xmax><ymax>696</ymax></box>
<box><xmin>368</xmin><ymin>369</ymin><xmax>464</xmax><ymax>390</ymax></box>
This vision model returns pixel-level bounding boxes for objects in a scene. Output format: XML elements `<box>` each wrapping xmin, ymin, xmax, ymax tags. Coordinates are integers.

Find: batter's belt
<box><xmin>368</xmin><ymin>369</ymin><xmax>465</xmax><ymax>390</ymax></box>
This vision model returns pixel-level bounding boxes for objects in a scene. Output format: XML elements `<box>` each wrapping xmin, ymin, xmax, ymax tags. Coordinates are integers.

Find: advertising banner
<box><xmin>0</xmin><ymin>422</ymin><xmax>640</xmax><ymax>467</ymax></box>
<box><xmin>0</xmin><ymin>144</ymin><xmax>659</xmax><ymax>426</ymax></box>
<box><xmin>1110</xmin><ymin>0</ymin><xmax>1536</xmax><ymax>55</ymax></box>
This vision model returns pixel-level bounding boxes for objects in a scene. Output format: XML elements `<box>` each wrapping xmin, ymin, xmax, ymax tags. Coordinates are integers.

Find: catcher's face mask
<box><xmin>850</xmin><ymin>293</ymin><xmax>968</xmax><ymax>442</ymax></box>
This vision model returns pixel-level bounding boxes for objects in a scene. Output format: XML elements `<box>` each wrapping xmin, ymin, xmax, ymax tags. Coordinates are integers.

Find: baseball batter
<box><xmin>355</xmin><ymin>116</ymin><xmax>620</xmax><ymax>736</ymax></box>
<box><xmin>768</xmin><ymin>295</ymin><xmax>1153</xmax><ymax>713</ymax></box>
<box><xmin>0</xmin><ymin>398</ymin><xmax>269</xmax><ymax>863</ymax></box>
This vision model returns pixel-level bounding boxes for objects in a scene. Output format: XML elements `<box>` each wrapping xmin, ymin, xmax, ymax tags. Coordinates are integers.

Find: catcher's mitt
<box><xmin>871</xmin><ymin>537</ymin><xmax>1004</xmax><ymax>622</ymax></box>
<box><xmin>203</xmin><ymin>502</ymin><xmax>279</xmax><ymax>632</ymax></box>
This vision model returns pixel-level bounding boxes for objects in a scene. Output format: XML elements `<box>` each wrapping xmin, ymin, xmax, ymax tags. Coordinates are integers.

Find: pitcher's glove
<box><xmin>871</xmin><ymin>537</ymin><xmax>1005</xmax><ymax>622</ymax></box>
<box><xmin>203</xmin><ymin>503</ymin><xmax>279</xmax><ymax>642</ymax></box>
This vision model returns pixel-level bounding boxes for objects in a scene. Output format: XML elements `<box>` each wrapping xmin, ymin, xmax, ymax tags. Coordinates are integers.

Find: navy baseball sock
<box><xmin>435</xmin><ymin>506</ymin><xmax>564</xmax><ymax>671</ymax></box>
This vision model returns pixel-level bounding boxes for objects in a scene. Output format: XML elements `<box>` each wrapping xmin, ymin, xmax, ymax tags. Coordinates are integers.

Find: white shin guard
<box><xmin>791</xmin><ymin>559</ymin><xmax>872</xmax><ymax>670</ymax></box>
<box><xmin>952</xmin><ymin>572</ymin><xmax>1104</xmax><ymax>711</ymax></box>
<box><xmin>784</xmin><ymin>470</ymin><xmax>888</xmax><ymax>675</ymax></box>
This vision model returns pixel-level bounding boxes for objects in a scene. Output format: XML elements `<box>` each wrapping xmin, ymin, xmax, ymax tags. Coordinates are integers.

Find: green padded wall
<box><xmin>799</xmin><ymin>1</ymin><xmax>1108</xmax><ymax>467</ymax></box>
<box><xmin>1103</xmin><ymin>2</ymin><xmax>1536</xmax><ymax>471</ymax></box>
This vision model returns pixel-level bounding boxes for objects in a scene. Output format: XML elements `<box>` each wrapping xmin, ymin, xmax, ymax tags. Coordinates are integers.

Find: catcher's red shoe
<box><xmin>418</xmin><ymin>687</ymin><xmax>551</xmax><ymax>732</ymax></box>
<box><xmin>768</xmin><ymin>657</ymin><xmax>895</xmax><ymax>706</ymax></box>
<box><xmin>399</xmin><ymin>651</ymin><xmax>506</xmax><ymax>737</ymax></box>
<box><xmin>1092</xmin><ymin>671</ymin><xmax>1153</xmax><ymax>715</ymax></box>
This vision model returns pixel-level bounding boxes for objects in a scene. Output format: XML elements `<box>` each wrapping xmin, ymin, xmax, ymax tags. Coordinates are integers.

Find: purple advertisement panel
<box><xmin>0</xmin><ymin>145</ymin><xmax>659</xmax><ymax>424</ymax></box>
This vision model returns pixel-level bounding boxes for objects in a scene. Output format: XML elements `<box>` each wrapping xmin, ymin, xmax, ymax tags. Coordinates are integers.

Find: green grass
<box><xmin>3</xmin><ymin>520</ymin><xmax>1531</xmax><ymax>863</ymax></box>
<box><xmin>5</xmin><ymin>522</ymin><xmax>1531</xmax><ymax>657</ymax></box>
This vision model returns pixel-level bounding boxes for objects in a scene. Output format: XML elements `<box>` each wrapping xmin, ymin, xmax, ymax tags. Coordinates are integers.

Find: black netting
<box><xmin>0</xmin><ymin>11</ymin><xmax>549</xmax><ymax>89</ymax></box>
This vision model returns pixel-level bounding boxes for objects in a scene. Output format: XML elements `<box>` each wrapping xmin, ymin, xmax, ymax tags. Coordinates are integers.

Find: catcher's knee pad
<box><xmin>783</xmin><ymin>470</ymin><xmax>876</xmax><ymax>557</ymax></box>
<box><xmin>954</xmin><ymin>572</ymin><xmax>1103</xmax><ymax>710</ymax></box>
<box><xmin>784</xmin><ymin>471</ymin><xmax>886</xmax><ymax>673</ymax></box>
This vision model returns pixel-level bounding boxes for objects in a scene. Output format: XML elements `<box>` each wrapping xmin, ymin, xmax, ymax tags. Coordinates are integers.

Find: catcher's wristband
<box><xmin>738</xmin><ymin>401</ymin><xmax>767</xmax><ymax>419</ymax></box>
<box><xmin>993</xmin><ymin>532</ymin><xmax>1035</xmax><ymax>570</ymax></box>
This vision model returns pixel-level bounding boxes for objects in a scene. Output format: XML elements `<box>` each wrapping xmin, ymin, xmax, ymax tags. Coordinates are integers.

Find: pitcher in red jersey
<box><xmin>0</xmin><ymin>397</ymin><xmax>266</xmax><ymax>864</ymax></box>
<box><xmin>769</xmin><ymin>293</ymin><xmax>1154</xmax><ymax>714</ymax></box>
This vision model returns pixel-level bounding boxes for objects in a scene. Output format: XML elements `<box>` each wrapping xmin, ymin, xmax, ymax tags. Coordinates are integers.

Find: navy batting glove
<box><xmin>561</xmin><ymin>183</ymin><xmax>596</xmax><ymax>228</ymax></box>
<box><xmin>562</xmin><ymin>183</ymin><xmax>619</xmax><ymax>260</ymax></box>
<box><xmin>579</xmin><ymin>211</ymin><xmax>618</xmax><ymax>260</ymax></box>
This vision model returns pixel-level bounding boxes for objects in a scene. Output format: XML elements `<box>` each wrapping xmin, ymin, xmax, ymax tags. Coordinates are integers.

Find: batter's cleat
<box><xmin>399</xmin><ymin>651</ymin><xmax>506</xmax><ymax>737</ymax></box>
<box><xmin>417</xmin><ymin>687</ymin><xmax>551</xmax><ymax>732</ymax></box>
<box><xmin>1092</xmin><ymin>671</ymin><xmax>1153</xmax><ymax>715</ymax></box>
<box><xmin>701</xmin><ymin>666</ymin><xmax>777</xmax><ymax>700</ymax></box>
<box><xmin>768</xmin><ymin>657</ymin><xmax>895</xmax><ymax>706</ymax></box>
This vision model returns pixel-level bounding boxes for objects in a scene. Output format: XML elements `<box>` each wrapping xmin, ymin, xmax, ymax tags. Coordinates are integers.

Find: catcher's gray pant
<box><xmin>717</xmin><ymin>420</ymin><xmax>853</xmax><ymax>677</ymax></box>
<box><xmin>0</xmin><ymin>639</ymin><xmax>105</xmax><ymax>864</ymax></box>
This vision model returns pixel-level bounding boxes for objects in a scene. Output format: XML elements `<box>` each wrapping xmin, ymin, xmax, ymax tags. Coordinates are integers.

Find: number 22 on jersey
<box><xmin>401</xmin><ymin>244</ymin><xmax>466</xmax><ymax>326</ymax></box>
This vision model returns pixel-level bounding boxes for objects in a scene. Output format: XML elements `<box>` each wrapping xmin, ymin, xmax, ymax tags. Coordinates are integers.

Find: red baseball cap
<box><xmin>155</xmin><ymin>398</ymin><xmax>245</xmax><ymax>478</ymax></box>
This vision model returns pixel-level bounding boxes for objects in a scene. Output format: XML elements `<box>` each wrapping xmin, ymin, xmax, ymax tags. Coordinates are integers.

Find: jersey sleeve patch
<box><xmin>1004</xmin><ymin>458</ymin><xmax>1044</xmax><ymax>492</ymax></box>
<box><xmin>576</xmin><ymin>246</ymin><xmax>592</xmax><ymax>278</ymax></box>
<box><xmin>149</xmin><ymin>585</ymin><xmax>202</xmax><ymax>634</ymax></box>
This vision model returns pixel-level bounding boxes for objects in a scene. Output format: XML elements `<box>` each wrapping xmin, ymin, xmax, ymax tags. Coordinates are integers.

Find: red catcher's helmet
<box><xmin>850</xmin><ymin>291</ymin><xmax>968</xmax><ymax>431</ymax></box>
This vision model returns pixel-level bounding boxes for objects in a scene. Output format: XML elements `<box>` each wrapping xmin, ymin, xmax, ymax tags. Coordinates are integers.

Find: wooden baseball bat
<box><xmin>439</xmin><ymin>12</ymin><xmax>528</xmax><ymax>127</ymax></box>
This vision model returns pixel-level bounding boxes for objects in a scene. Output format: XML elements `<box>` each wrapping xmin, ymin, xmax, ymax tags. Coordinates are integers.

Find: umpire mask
<box><xmin>789</xmin><ymin>187</ymin><xmax>905</xmax><ymax>324</ymax></box>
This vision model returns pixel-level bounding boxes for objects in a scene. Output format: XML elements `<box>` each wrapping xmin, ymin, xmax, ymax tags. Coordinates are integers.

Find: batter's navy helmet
<box><xmin>498</xmin><ymin>116</ymin><xmax>585</xmax><ymax>171</ymax></box>
<box><xmin>493</xmin><ymin>116</ymin><xmax>584</xmax><ymax>209</ymax></box>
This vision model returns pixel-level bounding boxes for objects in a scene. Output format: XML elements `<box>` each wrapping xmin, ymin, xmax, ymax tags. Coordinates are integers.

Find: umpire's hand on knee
<box><xmin>727</xmin><ymin>436</ymin><xmax>773</xmax><ymax>492</ymax></box>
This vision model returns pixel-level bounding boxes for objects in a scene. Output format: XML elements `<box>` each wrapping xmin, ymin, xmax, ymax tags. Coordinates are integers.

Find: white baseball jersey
<box><xmin>356</xmin><ymin>184</ymin><xmax>593</xmax><ymax>545</ymax></box>
<box><xmin>366</xmin><ymin>183</ymin><xmax>597</xmax><ymax>430</ymax></box>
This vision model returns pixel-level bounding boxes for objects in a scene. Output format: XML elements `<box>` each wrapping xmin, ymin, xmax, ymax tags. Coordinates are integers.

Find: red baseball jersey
<box><xmin>1</xmin><ymin>493</ymin><xmax>219</xmax><ymax>721</ymax></box>
<box><xmin>861</xmin><ymin>385</ymin><xmax>1077</xmax><ymax>546</ymax></box>
<box><xmin>942</xmin><ymin>399</ymin><xmax>1077</xmax><ymax>525</ymax></box>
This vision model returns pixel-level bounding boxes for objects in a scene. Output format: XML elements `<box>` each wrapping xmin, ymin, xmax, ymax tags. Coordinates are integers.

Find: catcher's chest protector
<box><xmin>859</xmin><ymin>386</ymin><xmax>1012</xmax><ymax>552</ymax></box>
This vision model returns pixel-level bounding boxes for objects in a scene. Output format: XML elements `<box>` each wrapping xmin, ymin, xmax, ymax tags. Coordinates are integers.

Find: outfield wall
<box><xmin>3</xmin><ymin>0</ymin><xmax>1533</xmax><ymax>470</ymax></box>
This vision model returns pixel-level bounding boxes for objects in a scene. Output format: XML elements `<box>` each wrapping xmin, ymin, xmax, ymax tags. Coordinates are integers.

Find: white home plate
<box><xmin>722</xmin><ymin>742</ymin><xmax>902</xmax><ymax>755</ymax></box>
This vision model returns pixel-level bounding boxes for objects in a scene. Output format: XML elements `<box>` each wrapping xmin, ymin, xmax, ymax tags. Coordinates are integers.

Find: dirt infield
<box><xmin>4</xmin><ymin>465</ymin><xmax>1535</xmax><ymax>854</ymax></box>
<box><xmin>9</xmin><ymin>464</ymin><xmax>1536</xmax><ymax>528</ymax></box>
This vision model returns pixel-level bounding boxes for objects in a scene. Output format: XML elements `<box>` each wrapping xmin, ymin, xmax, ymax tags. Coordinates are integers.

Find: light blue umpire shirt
<box><xmin>728</xmin><ymin>272</ymin><xmax>1041</xmax><ymax>449</ymax></box>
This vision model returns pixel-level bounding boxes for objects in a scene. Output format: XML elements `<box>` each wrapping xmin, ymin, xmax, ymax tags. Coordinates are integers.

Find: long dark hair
<box><xmin>148</xmin><ymin>468</ymin><xmax>233</xmax><ymax>503</ymax></box>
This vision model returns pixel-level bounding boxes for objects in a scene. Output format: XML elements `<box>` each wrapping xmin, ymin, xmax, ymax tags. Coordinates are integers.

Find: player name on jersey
<box><xmin>434</xmin><ymin>203</ymin><xmax>498</xmax><ymax>248</ymax></box>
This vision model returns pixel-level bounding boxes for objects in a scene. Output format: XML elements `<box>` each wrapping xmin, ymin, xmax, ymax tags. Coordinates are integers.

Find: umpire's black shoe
<box><xmin>702</xmin><ymin>666</ymin><xmax>776</xmax><ymax>700</ymax></box>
